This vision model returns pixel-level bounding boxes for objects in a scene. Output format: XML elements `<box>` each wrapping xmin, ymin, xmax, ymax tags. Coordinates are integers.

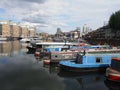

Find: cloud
<box><xmin>20</xmin><ymin>0</ymin><xmax>47</xmax><ymax>3</ymax></box>
<box><xmin>0</xmin><ymin>0</ymin><xmax>120</xmax><ymax>34</ymax></box>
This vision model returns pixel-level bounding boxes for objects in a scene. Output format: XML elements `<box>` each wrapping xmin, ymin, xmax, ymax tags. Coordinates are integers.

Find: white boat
<box><xmin>35</xmin><ymin>42</ymin><xmax>82</xmax><ymax>46</ymax></box>
<box><xmin>27</xmin><ymin>41</ymin><xmax>87</xmax><ymax>53</ymax></box>
<box><xmin>20</xmin><ymin>38</ymin><xmax>31</xmax><ymax>43</ymax></box>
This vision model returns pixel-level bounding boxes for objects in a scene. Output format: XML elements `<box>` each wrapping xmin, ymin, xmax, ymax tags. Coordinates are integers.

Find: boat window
<box><xmin>55</xmin><ymin>55</ymin><xmax>58</xmax><ymax>58</ymax></box>
<box><xmin>96</xmin><ymin>57</ymin><xmax>102</xmax><ymax>63</ymax></box>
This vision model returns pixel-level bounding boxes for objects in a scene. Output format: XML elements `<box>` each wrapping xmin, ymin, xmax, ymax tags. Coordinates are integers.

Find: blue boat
<box><xmin>59</xmin><ymin>48</ymin><xmax>120</xmax><ymax>72</ymax></box>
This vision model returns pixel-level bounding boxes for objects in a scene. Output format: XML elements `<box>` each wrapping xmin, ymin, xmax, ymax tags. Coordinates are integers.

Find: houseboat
<box><xmin>59</xmin><ymin>47</ymin><xmax>120</xmax><ymax>73</ymax></box>
<box><xmin>34</xmin><ymin>44</ymin><xmax>71</xmax><ymax>58</ymax></box>
<box><xmin>50</xmin><ymin>50</ymin><xmax>78</xmax><ymax>63</ymax></box>
<box><xmin>49</xmin><ymin>45</ymin><xmax>111</xmax><ymax>63</ymax></box>
<box><xmin>105</xmin><ymin>58</ymin><xmax>120</xmax><ymax>82</ymax></box>
<box><xmin>27</xmin><ymin>42</ymin><xmax>77</xmax><ymax>53</ymax></box>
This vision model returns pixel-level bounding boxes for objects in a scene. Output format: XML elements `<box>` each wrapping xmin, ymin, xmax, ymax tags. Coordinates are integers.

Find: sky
<box><xmin>0</xmin><ymin>0</ymin><xmax>120</xmax><ymax>34</ymax></box>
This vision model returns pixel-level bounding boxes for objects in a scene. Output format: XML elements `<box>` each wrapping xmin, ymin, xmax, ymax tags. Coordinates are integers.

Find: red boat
<box><xmin>106</xmin><ymin>58</ymin><xmax>120</xmax><ymax>82</ymax></box>
<box><xmin>43</xmin><ymin>57</ymin><xmax>50</xmax><ymax>65</ymax></box>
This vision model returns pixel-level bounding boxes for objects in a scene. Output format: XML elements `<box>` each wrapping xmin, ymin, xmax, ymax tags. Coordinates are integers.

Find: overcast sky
<box><xmin>0</xmin><ymin>0</ymin><xmax>120</xmax><ymax>34</ymax></box>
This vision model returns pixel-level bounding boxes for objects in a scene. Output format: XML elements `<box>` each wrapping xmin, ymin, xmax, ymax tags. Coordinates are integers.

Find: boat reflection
<box><xmin>43</xmin><ymin>64</ymin><xmax>59</xmax><ymax>74</ymax></box>
<box><xmin>104</xmin><ymin>79</ymin><xmax>120</xmax><ymax>90</ymax></box>
<box><xmin>58</xmin><ymin>69</ymin><xmax>105</xmax><ymax>89</ymax></box>
<box><xmin>35</xmin><ymin>58</ymin><xmax>108</xmax><ymax>90</ymax></box>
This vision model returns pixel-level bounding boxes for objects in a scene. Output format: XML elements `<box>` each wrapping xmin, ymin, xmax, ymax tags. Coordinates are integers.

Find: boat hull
<box><xmin>26</xmin><ymin>46</ymin><xmax>36</xmax><ymax>53</ymax></box>
<box><xmin>59</xmin><ymin>60</ymin><xmax>108</xmax><ymax>73</ymax></box>
<box><xmin>106</xmin><ymin>67</ymin><xmax>120</xmax><ymax>82</ymax></box>
<box><xmin>43</xmin><ymin>60</ymin><xmax>50</xmax><ymax>65</ymax></box>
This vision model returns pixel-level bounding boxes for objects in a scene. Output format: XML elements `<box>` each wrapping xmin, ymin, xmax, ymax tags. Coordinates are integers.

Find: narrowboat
<box><xmin>50</xmin><ymin>50</ymin><xmax>78</xmax><ymax>63</ymax></box>
<box><xmin>34</xmin><ymin>44</ymin><xmax>71</xmax><ymax>59</ymax></box>
<box><xmin>105</xmin><ymin>58</ymin><xmax>120</xmax><ymax>82</ymax></box>
<box><xmin>50</xmin><ymin>45</ymin><xmax>111</xmax><ymax>63</ymax></box>
<box><xmin>59</xmin><ymin>48</ymin><xmax>120</xmax><ymax>73</ymax></box>
<box><xmin>27</xmin><ymin>41</ymin><xmax>88</xmax><ymax>53</ymax></box>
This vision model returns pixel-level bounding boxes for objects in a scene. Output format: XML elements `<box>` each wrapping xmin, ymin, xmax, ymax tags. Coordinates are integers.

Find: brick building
<box><xmin>20</xmin><ymin>26</ymin><xmax>28</xmax><ymax>38</ymax></box>
<box><xmin>28</xmin><ymin>28</ymin><xmax>35</xmax><ymax>37</ymax></box>
<box><xmin>0</xmin><ymin>20</ymin><xmax>36</xmax><ymax>39</ymax></box>
<box><xmin>0</xmin><ymin>21</ymin><xmax>11</xmax><ymax>37</ymax></box>
<box><xmin>9</xmin><ymin>22</ymin><xmax>20</xmax><ymax>39</ymax></box>
<box><xmin>12</xmin><ymin>24</ymin><xmax>19</xmax><ymax>38</ymax></box>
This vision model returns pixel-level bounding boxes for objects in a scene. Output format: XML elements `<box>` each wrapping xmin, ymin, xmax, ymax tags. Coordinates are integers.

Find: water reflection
<box><xmin>0</xmin><ymin>55</ymin><xmax>65</xmax><ymax>90</ymax></box>
<box><xmin>0</xmin><ymin>56</ymin><xmax>109</xmax><ymax>90</ymax></box>
<box><xmin>41</xmin><ymin>63</ymin><xmax>108</xmax><ymax>90</ymax></box>
<box><xmin>58</xmin><ymin>70</ymin><xmax>106</xmax><ymax>90</ymax></box>
<box><xmin>0</xmin><ymin>41</ymin><xmax>27</xmax><ymax>57</ymax></box>
<box><xmin>0</xmin><ymin>41</ymin><xmax>112</xmax><ymax>90</ymax></box>
<box><xmin>104</xmin><ymin>79</ymin><xmax>120</xmax><ymax>90</ymax></box>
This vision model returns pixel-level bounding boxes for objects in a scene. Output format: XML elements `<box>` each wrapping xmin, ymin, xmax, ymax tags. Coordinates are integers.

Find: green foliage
<box><xmin>109</xmin><ymin>10</ymin><xmax>120</xmax><ymax>32</ymax></box>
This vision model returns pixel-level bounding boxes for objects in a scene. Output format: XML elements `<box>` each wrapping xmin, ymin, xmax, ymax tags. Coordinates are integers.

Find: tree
<box><xmin>109</xmin><ymin>10</ymin><xmax>120</xmax><ymax>33</ymax></box>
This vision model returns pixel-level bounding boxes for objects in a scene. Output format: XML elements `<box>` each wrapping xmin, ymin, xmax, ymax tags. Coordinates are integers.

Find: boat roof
<box><xmin>36</xmin><ymin>42</ymin><xmax>84</xmax><ymax>45</ymax></box>
<box><xmin>90</xmin><ymin>45</ymin><xmax>110</xmax><ymax>48</ymax></box>
<box><xmin>70</xmin><ymin>45</ymin><xmax>110</xmax><ymax>50</ymax></box>
<box><xmin>112</xmin><ymin>58</ymin><xmax>120</xmax><ymax>61</ymax></box>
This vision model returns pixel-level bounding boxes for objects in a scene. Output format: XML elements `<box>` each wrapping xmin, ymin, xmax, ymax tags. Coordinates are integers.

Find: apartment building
<box><xmin>0</xmin><ymin>21</ymin><xmax>11</xmax><ymax>37</ymax></box>
<box><xmin>28</xmin><ymin>28</ymin><xmax>35</xmax><ymax>37</ymax></box>
<box><xmin>20</xmin><ymin>26</ymin><xmax>28</xmax><ymax>38</ymax></box>
<box><xmin>0</xmin><ymin>20</ymin><xmax>36</xmax><ymax>39</ymax></box>
<box><xmin>54</xmin><ymin>27</ymin><xmax>81</xmax><ymax>42</ymax></box>
<box><xmin>85</xmin><ymin>25</ymin><xmax>114</xmax><ymax>39</ymax></box>
<box><xmin>10</xmin><ymin>22</ymin><xmax>20</xmax><ymax>39</ymax></box>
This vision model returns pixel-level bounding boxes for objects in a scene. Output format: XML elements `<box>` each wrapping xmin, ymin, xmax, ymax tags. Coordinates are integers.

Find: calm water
<box><xmin>0</xmin><ymin>41</ymin><xmax>119</xmax><ymax>90</ymax></box>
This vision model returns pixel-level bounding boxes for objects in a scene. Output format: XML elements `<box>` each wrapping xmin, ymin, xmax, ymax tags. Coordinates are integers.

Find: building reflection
<box><xmin>0</xmin><ymin>41</ymin><xmax>27</xmax><ymax>57</ymax></box>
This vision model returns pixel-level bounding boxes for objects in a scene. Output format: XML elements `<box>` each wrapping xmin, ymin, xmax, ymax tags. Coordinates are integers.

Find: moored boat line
<box><xmin>27</xmin><ymin>41</ymin><xmax>120</xmax><ymax>78</ymax></box>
